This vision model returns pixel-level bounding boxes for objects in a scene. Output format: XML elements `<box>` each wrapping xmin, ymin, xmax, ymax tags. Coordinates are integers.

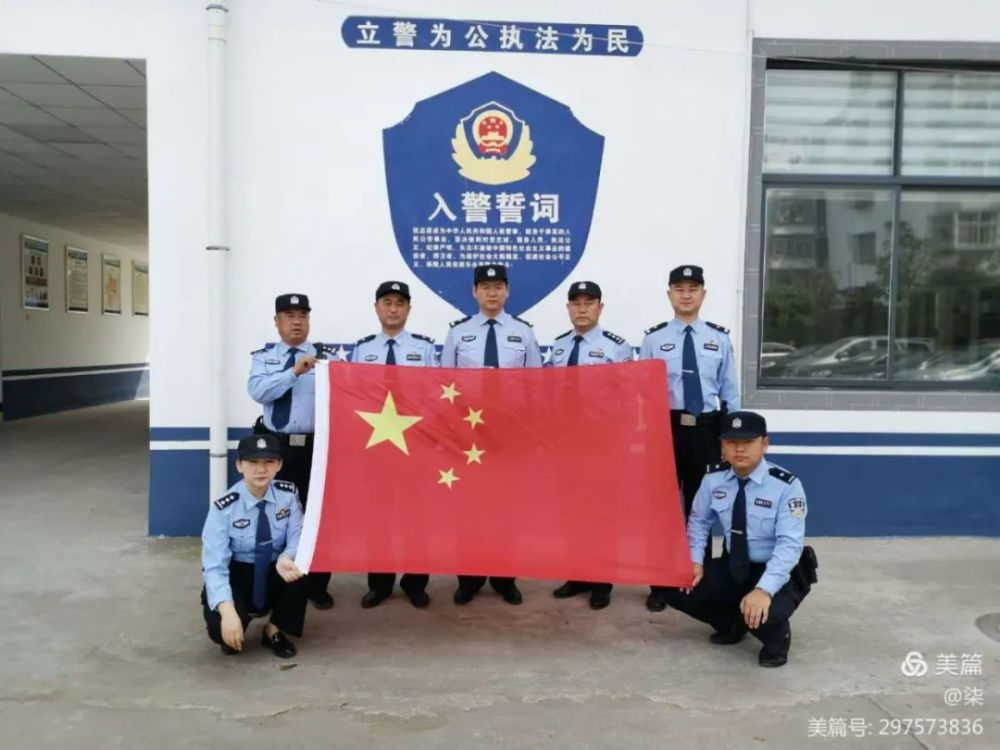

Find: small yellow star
<box><xmin>440</xmin><ymin>382</ymin><xmax>461</xmax><ymax>404</ymax></box>
<box><xmin>464</xmin><ymin>407</ymin><xmax>485</xmax><ymax>429</ymax></box>
<box><xmin>438</xmin><ymin>468</ymin><xmax>459</xmax><ymax>489</ymax></box>
<box><xmin>355</xmin><ymin>391</ymin><xmax>422</xmax><ymax>455</ymax></box>
<box><xmin>463</xmin><ymin>444</ymin><xmax>486</xmax><ymax>464</ymax></box>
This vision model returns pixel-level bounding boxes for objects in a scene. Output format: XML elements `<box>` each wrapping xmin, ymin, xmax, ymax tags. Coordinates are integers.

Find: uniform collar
<box><xmin>376</xmin><ymin>330</ymin><xmax>408</xmax><ymax>346</ymax></box>
<box><xmin>726</xmin><ymin>459</ymin><xmax>769</xmax><ymax>487</ymax></box>
<box><xmin>238</xmin><ymin>479</ymin><xmax>277</xmax><ymax>511</ymax></box>
<box><xmin>474</xmin><ymin>311</ymin><xmax>510</xmax><ymax>327</ymax></box>
<box><xmin>274</xmin><ymin>339</ymin><xmax>312</xmax><ymax>356</ymax></box>
<box><xmin>670</xmin><ymin>317</ymin><xmax>704</xmax><ymax>334</ymax></box>
<box><xmin>574</xmin><ymin>326</ymin><xmax>602</xmax><ymax>344</ymax></box>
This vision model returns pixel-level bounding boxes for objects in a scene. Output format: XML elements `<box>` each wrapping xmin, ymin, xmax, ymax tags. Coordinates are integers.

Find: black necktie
<box><xmin>484</xmin><ymin>319</ymin><xmax>499</xmax><ymax>368</ymax></box>
<box><xmin>385</xmin><ymin>339</ymin><xmax>397</xmax><ymax>365</ymax></box>
<box><xmin>252</xmin><ymin>500</ymin><xmax>272</xmax><ymax>611</ymax></box>
<box><xmin>682</xmin><ymin>326</ymin><xmax>704</xmax><ymax>414</ymax></box>
<box><xmin>270</xmin><ymin>347</ymin><xmax>298</xmax><ymax>430</ymax></box>
<box><xmin>567</xmin><ymin>335</ymin><xmax>583</xmax><ymax>366</ymax></box>
<box><xmin>729</xmin><ymin>477</ymin><xmax>751</xmax><ymax>584</ymax></box>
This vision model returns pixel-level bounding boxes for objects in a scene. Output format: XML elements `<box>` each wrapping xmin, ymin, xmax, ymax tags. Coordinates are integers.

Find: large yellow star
<box><xmin>440</xmin><ymin>382</ymin><xmax>461</xmax><ymax>404</ymax></box>
<box><xmin>355</xmin><ymin>391</ymin><xmax>422</xmax><ymax>455</ymax></box>
<box><xmin>438</xmin><ymin>468</ymin><xmax>459</xmax><ymax>489</ymax></box>
<box><xmin>463</xmin><ymin>444</ymin><xmax>486</xmax><ymax>464</ymax></box>
<box><xmin>464</xmin><ymin>407</ymin><xmax>485</xmax><ymax>429</ymax></box>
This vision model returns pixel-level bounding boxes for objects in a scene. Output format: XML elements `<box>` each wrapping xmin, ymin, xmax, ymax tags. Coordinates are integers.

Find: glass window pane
<box><xmin>761</xmin><ymin>188</ymin><xmax>894</xmax><ymax>381</ymax></box>
<box><xmin>902</xmin><ymin>72</ymin><xmax>1000</xmax><ymax>177</ymax></box>
<box><xmin>764</xmin><ymin>70</ymin><xmax>896</xmax><ymax>175</ymax></box>
<box><xmin>894</xmin><ymin>191</ymin><xmax>1000</xmax><ymax>387</ymax></box>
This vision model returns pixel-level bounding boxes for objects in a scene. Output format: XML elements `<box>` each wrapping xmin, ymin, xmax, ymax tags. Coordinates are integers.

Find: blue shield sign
<box><xmin>384</xmin><ymin>72</ymin><xmax>604</xmax><ymax>316</ymax></box>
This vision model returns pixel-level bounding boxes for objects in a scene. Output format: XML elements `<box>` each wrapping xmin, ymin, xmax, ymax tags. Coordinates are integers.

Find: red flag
<box><xmin>296</xmin><ymin>360</ymin><xmax>692</xmax><ymax>586</ymax></box>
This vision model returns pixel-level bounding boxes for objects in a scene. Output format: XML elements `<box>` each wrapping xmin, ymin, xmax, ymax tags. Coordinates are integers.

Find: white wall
<box><xmin>0</xmin><ymin>211</ymin><xmax>148</xmax><ymax>373</ymax></box>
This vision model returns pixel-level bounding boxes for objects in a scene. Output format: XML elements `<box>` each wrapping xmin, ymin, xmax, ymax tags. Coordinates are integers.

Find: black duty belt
<box><xmin>273</xmin><ymin>432</ymin><xmax>314</xmax><ymax>448</ymax></box>
<box><xmin>670</xmin><ymin>410</ymin><xmax>720</xmax><ymax>427</ymax></box>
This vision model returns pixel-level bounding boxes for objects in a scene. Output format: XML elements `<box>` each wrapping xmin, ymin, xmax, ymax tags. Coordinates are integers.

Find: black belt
<box><xmin>670</xmin><ymin>410</ymin><xmax>719</xmax><ymax>427</ymax></box>
<box><xmin>272</xmin><ymin>432</ymin><xmax>314</xmax><ymax>447</ymax></box>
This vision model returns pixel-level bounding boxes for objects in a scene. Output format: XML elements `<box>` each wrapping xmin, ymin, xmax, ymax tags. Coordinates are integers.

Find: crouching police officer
<box><xmin>663</xmin><ymin>411</ymin><xmax>817</xmax><ymax>667</ymax></box>
<box><xmin>201</xmin><ymin>434</ymin><xmax>308</xmax><ymax>659</ymax></box>
<box><xmin>351</xmin><ymin>280</ymin><xmax>436</xmax><ymax>609</ymax></box>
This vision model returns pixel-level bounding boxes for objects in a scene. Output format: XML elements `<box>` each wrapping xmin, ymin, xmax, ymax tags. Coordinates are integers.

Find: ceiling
<box><xmin>0</xmin><ymin>54</ymin><xmax>147</xmax><ymax>249</ymax></box>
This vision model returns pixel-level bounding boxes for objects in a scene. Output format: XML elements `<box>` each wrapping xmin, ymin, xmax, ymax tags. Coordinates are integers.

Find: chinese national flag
<box><xmin>295</xmin><ymin>360</ymin><xmax>692</xmax><ymax>586</ymax></box>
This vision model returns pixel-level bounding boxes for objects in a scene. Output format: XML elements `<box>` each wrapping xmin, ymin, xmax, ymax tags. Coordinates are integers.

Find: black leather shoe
<box><xmin>759</xmin><ymin>629</ymin><xmax>791</xmax><ymax>668</ymax></box>
<box><xmin>553</xmin><ymin>581</ymin><xmax>589</xmax><ymax>598</ymax></box>
<box><xmin>500</xmin><ymin>584</ymin><xmax>523</xmax><ymax>605</ymax></box>
<box><xmin>361</xmin><ymin>589</ymin><xmax>389</xmax><ymax>609</ymax></box>
<box><xmin>646</xmin><ymin>590</ymin><xmax>667</xmax><ymax>612</ymax></box>
<box><xmin>261</xmin><ymin>630</ymin><xmax>297</xmax><ymax>659</ymax></box>
<box><xmin>453</xmin><ymin>586</ymin><xmax>478</xmax><ymax>605</ymax></box>
<box><xmin>710</xmin><ymin>620</ymin><xmax>748</xmax><ymax>645</ymax></box>
<box><xmin>310</xmin><ymin>591</ymin><xmax>335</xmax><ymax>610</ymax></box>
<box><xmin>220</xmin><ymin>643</ymin><xmax>239</xmax><ymax>655</ymax></box>
<box><xmin>407</xmin><ymin>590</ymin><xmax>430</xmax><ymax>609</ymax></box>
<box><xmin>589</xmin><ymin>591</ymin><xmax>611</xmax><ymax>610</ymax></box>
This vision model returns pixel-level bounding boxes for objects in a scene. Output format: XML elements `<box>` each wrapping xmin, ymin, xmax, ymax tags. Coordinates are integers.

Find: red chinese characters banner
<box><xmin>296</xmin><ymin>360</ymin><xmax>692</xmax><ymax>586</ymax></box>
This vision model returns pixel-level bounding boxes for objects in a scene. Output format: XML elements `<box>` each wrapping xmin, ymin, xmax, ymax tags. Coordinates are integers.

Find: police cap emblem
<box><xmin>487</xmin><ymin>268</ymin><xmax>496</xmax><ymax>277</ymax></box>
<box><xmin>578</xmin><ymin>282</ymin><xmax>586</xmax><ymax>290</ymax></box>
<box><xmin>732</xmin><ymin>418</ymin><xmax>742</xmax><ymax>429</ymax></box>
<box><xmin>683</xmin><ymin>268</ymin><xmax>692</xmax><ymax>277</ymax></box>
<box><xmin>391</xmin><ymin>283</ymin><xmax>400</xmax><ymax>290</ymax></box>
<box><xmin>256</xmin><ymin>438</ymin><xmax>266</xmax><ymax>449</ymax></box>
<box><xmin>290</xmin><ymin>295</ymin><xmax>299</xmax><ymax>304</ymax></box>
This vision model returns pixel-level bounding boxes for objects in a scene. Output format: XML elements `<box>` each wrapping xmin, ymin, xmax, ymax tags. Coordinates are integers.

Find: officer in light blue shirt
<box><xmin>247</xmin><ymin>293</ymin><xmax>334</xmax><ymax>610</ymax></box>
<box><xmin>549</xmin><ymin>280</ymin><xmax>633</xmax><ymax>610</ymax></box>
<box><xmin>663</xmin><ymin>411</ymin><xmax>816</xmax><ymax>668</ymax></box>
<box><xmin>351</xmin><ymin>280</ymin><xmax>436</xmax><ymax>609</ymax></box>
<box><xmin>201</xmin><ymin>434</ymin><xmax>308</xmax><ymax>659</ymax></box>
<box><xmin>442</xmin><ymin>263</ymin><xmax>541</xmax><ymax>606</ymax></box>
<box><xmin>640</xmin><ymin>265</ymin><xmax>740</xmax><ymax>613</ymax></box>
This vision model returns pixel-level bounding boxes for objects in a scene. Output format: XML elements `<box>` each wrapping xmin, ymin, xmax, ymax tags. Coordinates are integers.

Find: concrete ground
<box><xmin>0</xmin><ymin>401</ymin><xmax>998</xmax><ymax>749</ymax></box>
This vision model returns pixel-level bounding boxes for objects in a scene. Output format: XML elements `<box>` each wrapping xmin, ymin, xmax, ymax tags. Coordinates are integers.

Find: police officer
<box><xmin>201</xmin><ymin>434</ymin><xmax>307</xmax><ymax>659</ymax></box>
<box><xmin>663</xmin><ymin>411</ymin><xmax>814</xmax><ymax>667</ymax></box>
<box><xmin>247</xmin><ymin>293</ymin><xmax>334</xmax><ymax>609</ymax></box>
<box><xmin>640</xmin><ymin>265</ymin><xmax>740</xmax><ymax>612</ymax></box>
<box><xmin>549</xmin><ymin>280</ymin><xmax>633</xmax><ymax>610</ymax></box>
<box><xmin>442</xmin><ymin>263</ymin><xmax>542</xmax><ymax>605</ymax></box>
<box><xmin>351</xmin><ymin>280</ymin><xmax>437</xmax><ymax>609</ymax></box>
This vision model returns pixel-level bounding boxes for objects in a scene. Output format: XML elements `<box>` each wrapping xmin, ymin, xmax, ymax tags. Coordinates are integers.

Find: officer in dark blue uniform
<box><xmin>247</xmin><ymin>293</ymin><xmax>334</xmax><ymax>610</ymax></box>
<box><xmin>201</xmin><ymin>434</ymin><xmax>307</xmax><ymax>659</ymax></box>
<box><xmin>549</xmin><ymin>280</ymin><xmax>633</xmax><ymax>610</ymax></box>
<box><xmin>664</xmin><ymin>411</ymin><xmax>815</xmax><ymax>667</ymax></box>
<box><xmin>640</xmin><ymin>265</ymin><xmax>740</xmax><ymax>612</ymax></box>
<box><xmin>351</xmin><ymin>281</ymin><xmax>437</xmax><ymax>609</ymax></box>
<box><xmin>441</xmin><ymin>264</ymin><xmax>541</xmax><ymax>606</ymax></box>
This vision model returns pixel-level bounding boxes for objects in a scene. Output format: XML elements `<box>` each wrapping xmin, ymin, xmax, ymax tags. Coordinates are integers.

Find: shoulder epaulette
<box><xmin>273</xmin><ymin>479</ymin><xmax>299</xmax><ymax>495</ymax></box>
<box><xmin>602</xmin><ymin>330</ymin><xmax>625</xmax><ymax>345</ymax></box>
<box><xmin>644</xmin><ymin>321</ymin><xmax>669</xmax><ymax>335</ymax></box>
<box><xmin>250</xmin><ymin>343</ymin><xmax>275</xmax><ymax>356</ymax></box>
<box><xmin>313</xmin><ymin>342</ymin><xmax>335</xmax><ymax>358</ymax></box>
<box><xmin>707</xmin><ymin>461</ymin><xmax>731</xmax><ymax>474</ymax></box>
<box><xmin>411</xmin><ymin>332</ymin><xmax>435</xmax><ymax>344</ymax></box>
<box><xmin>555</xmin><ymin>330</ymin><xmax>573</xmax><ymax>340</ymax></box>
<box><xmin>354</xmin><ymin>334</ymin><xmax>376</xmax><ymax>346</ymax></box>
<box><xmin>511</xmin><ymin>314</ymin><xmax>533</xmax><ymax>328</ymax></box>
<box><xmin>449</xmin><ymin>315</ymin><xmax>472</xmax><ymax>328</ymax></box>
<box><xmin>706</xmin><ymin>321</ymin><xmax>731</xmax><ymax>335</ymax></box>
<box><xmin>769</xmin><ymin>466</ymin><xmax>796</xmax><ymax>484</ymax></box>
<box><xmin>213</xmin><ymin>491</ymin><xmax>239</xmax><ymax>510</ymax></box>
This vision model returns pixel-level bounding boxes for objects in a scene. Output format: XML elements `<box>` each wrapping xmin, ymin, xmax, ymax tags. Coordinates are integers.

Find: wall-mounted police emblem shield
<box><xmin>384</xmin><ymin>72</ymin><xmax>604</xmax><ymax>316</ymax></box>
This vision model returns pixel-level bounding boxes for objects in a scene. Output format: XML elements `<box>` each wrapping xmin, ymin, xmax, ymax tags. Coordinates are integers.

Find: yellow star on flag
<box><xmin>355</xmin><ymin>391</ymin><xmax>422</xmax><ymax>455</ymax></box>
<box><xmin>440</xmin><ymin>382</ymin><xmax>461</xmax><ymax>404</ymax></box>
<box><xmin>464</xmin><ymin>407</ymin><xmax>485</xmax><ymax>429</ymax></box>
<box><xmin>463</xmin><ymin>444</ymin><xmax>486</xmax><ymax>464</ymax></box>
<box><xmin>438</xmin><ymin>468</ymin><xmax>459</xmax><ymax>489</ymax></box>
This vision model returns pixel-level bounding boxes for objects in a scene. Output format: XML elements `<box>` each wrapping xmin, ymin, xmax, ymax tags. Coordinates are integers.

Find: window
<box><xmin>760</xmin><ymin>65</ymin><xmax>1000</xmax><ymax>390</ymax></box>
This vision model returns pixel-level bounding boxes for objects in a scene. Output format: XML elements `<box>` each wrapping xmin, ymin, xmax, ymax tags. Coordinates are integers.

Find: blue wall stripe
<box><xmin>2</xmin><ymin>369</ymin><xmax>149</xmax><ymax>420</ymax></box>
<box><xmin>3</xmin><ymin>362</ymin><xmax>149</xmax><ymax>377</ymax></box>
<box><xmin>150</xmin><ymin>427</ymin><xmax>210</xmax><ymax>441</ymax></box>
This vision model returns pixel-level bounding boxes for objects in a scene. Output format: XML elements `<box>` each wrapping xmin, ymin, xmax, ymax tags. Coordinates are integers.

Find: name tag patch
<box><xmin>265</xmin><ymin>359</ymin><xmax>281</xmax><ymax>365</ymax></box>
<box><xmin>753</xmin><ymin>498</ymin><xmax>773</xmax><ymax>509</ymax></box>
<box><xmin>233</xmin><ymin>519</ymin><xmax>251</xmax><ymax>529</ymax></box>
<box><xmin>461</xmin><ymin>335</ymin><xmax>477</xmax><ymax>342</ymax></box>
<box><xmin>588</xmin><ymin>350</ymin><xmax>605</xmax><ymax>358</ymax></box>
<box><xmin>507</xmin><ymin>335</ymin><xmax>523</xmax><ymax>343</ymax></box>
<box><xmin>704</xmin><ymin>341</ymin><xmax>719</xmax><ymax>351</ymax></box>
<box><xmin>406</xmin><ymin>352</ymin><xmax>422</xmax><ymax>361</ymax></box>
<box><xmin>275</xmin><ymin>507</ymin><xmax>290</xmax><ymax>521</ymax></box>
<box><xmin>660</xmin><ymin>343</ymin><xmax>675</xmax><ymax>352</ymax></box>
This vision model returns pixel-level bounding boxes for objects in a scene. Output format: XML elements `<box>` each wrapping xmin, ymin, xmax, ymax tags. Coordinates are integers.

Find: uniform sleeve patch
<box><xmin>602</xmin><ymin>330</ymin><xmax>625</xmax><ymax>345</ymax></box>
<box><xmin>449</xmin><ymin>315</ymin><xmax>472</xmax><ymax>328</ymax></box>
<box><xmin>555</xmin><ymin>330</ymin><xmax>573</xmax><ymax>340</ymax></box>
<box><xmin>273</xmin><ymin>480</ymin><xmax>298</xmax><ymax>495</ymax></box>
<box><xmin>705</xmin><ymin>321</ymin><xmax>731</xmax><ymax>335</ymax></box>
<box><xmin>769</xmin><ymin>466</ymin><xmax>796</xmax><ymax>484</ymax></box>
<box><xmin>275</xmin><ymin>507</ymin><xmax>291</xmax><ymax>521</ymax></box>
<box><xmin>411</xmin><ymin>332</ymin><xmax>435</xmax><ymax>344</ymax></box>
<box><xmin>214</xmin><ymin>491</ymin><xmax>240</xmax><ymax>510</ymax></box>
<box><xmin>644</xmin><ymin>321</ymin><xmax>669</xmax><ymax>335</ymax></box>
<box><xmin>788</xmin><ymin>497</ymin><xmax>807</xmax><ymax>518</ymax></box>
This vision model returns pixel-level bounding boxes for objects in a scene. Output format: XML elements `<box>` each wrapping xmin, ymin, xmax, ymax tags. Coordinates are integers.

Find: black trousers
<box><xmin>663</xmin><ymin>558</ymin><xmax>809</xmax><ymax>648</ymax></box>
<box><xmin>201</xmin><ymin>561</ymin><xmax>308</xmax><ymax>642</ymax></box>
<box><xmin>271</xmin><ymin>432</ymin><xmax>332</xmax><ymax>598</ymax></box>
<box><xmin>652</xmin><ymin>411</ymin><xmax>720</xmax><ymax>595</ymax></box>
<box><xmin>368</xmin><ymin>572</ymin><xmax>429</xmax><ymax>595</ymax></box>
<box><xmin>457</xmin><ymin>575</ymin><xmax>517</xmax><ymax>594</ymax></box>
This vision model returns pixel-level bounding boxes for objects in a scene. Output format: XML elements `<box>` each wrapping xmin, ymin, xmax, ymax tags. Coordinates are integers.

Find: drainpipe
<box><xmin>207</xmin><ymin>3</ymin><xmax>229</xmax><ymax>500</ymax></box>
